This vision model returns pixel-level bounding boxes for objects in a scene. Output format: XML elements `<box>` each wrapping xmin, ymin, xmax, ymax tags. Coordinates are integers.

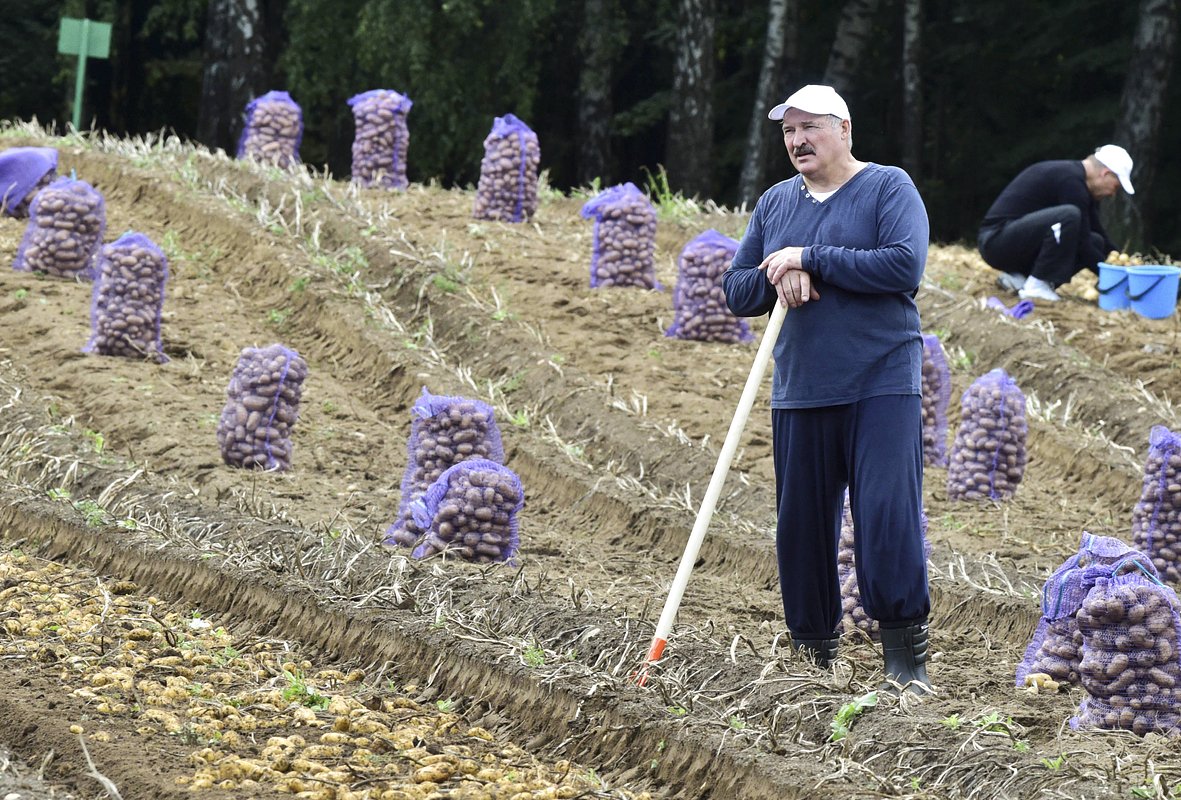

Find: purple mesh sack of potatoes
<box><xmin>384</xmin><ymin>388</ymin><xmax>505</xmax><ymax>550</ymax></box>
<box><xmin>348</xmin><ymin>89</ymin><xmax>412</xmax><ymax>190</ymax></box>
<box><xmin>84</xmin><ymin>232</ymin><xmax>169</xmax><ymax>363</ymax></box>
<box><xmin>1071</xmin><ymin>563</ymin><xmax>1181</xmax><ymax>737</ymax></box>
<box><xmin>237</xmin><ymin>91</ymin><xmax>303</xmax><ymax>168</ymax></box>
<box><xmin>410</xmin><ymin>459</ymin><xmax>524</xmax><ymax>563</ymax></box>
<box><xmin>216</xmin><ymin>344</ymin><xmax>308</xmax><ymax>471</ymax></box>
<box><xmin>1132</xmin><ymin>426</ymin><xmax>1181</xmax><ymax>585</ymax></box>
<box><xmin>0</xmin><ymin>146</ymin><xmax>58</xmax><ymax>218</ymax></box>
<box><xmin>1017</xmin><ymin>533</ymin><xmax>1155</xmax><ymax>688</ymax></box>
<box><xmin>665</xmin><ymin>230</ymin><xmax>752</xmax><ymax>343</ymax></box>
<box><xmin>473</xmin><ymin>113</ymin><xmax>540</xmax><ymax>223</ymax></box>
<box><xmin>579</xmin><ymin>182</ymin><xmax>660</xmax><ymax>289</ymax></box>
<box><xmin>946</xmin><ymin>368</ymin><xmax>1027</xmax><ymax>501</ymax></box>
<box><xmin>921</xmin><ymin>334</ymin><xmax>951</xmax><ymax>467</ymax></box>
<box><xmin>837</xmin><ymin>490</ymin><xmax>930</xmax><ymax>641</ymax></box>
<box><xmin>13</xmin><ymin>177</ymin><xmax>106</xmax><ymax>280</ymax></box>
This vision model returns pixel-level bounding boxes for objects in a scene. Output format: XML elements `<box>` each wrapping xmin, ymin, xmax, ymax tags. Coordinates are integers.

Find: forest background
<box><xmin>1</xmin><ymin>0</ymin><xmax>1178</xmax><ymax>255</ymax></box>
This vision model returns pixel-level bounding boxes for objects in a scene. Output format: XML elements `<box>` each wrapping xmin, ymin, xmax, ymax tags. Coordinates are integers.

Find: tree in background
<box><xmin>576</xmin><ymin>0</ymin><xmax>623</xmax><ymax>186</ymax></box>
<box><xmin>824</xmin><ymin>0</ymin><xmax>882</xmax><ymax>94</ymax></box>
<box><xmin>197</xmin><ymin>0</ymin><xmax>284</xmax><ymax>155</ymax></box>
<box><xmin>0</xmin><ymin>1</ymin><xmax>68</xmax><ymax>127</ymax></box>
<box><xmin>738</xmin><ymin>0</ymin><xmax>795</xmax><ymax>208</ymax></box>
<box><xmin>900</xmin><ymin>0</ymin><xmax>922</xmax><ymax>180</ymax></box>
<box><xmin>1106</xmin><ymin>0</ymin><xmax>1178</xmax><ymax>250</ymax></box>
<box><xmin>664</xmin><ymin>0</ymin><xmax>715</xmax><ymax>197</ymax></box>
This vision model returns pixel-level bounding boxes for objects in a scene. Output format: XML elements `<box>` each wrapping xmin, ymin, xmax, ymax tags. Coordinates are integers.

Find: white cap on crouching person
<box><xmin>1094</xmin><ymin>144</ymin><xmax>1135</xmax><ymax>194</ymax></box>
<box><xmin>767</xmin><ymin>84</ymin><xmax>851</xmax><ymax>122</ymax></box>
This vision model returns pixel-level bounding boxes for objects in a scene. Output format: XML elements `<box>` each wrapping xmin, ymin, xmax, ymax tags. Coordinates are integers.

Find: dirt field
<box><xmin>2</xmin><ymin>124</ymin><xmax>1181</xmax><ymax>799</ymax></box>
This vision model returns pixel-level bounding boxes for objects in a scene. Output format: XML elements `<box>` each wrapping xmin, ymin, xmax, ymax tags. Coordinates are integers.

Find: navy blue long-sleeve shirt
<box><xmin>723</xmin><ymin>164</ymin><xmax>929</xmax><ymax>409</ymax></box>
<box><xmin>979</xmin><ymin>160</ymin><xmax>1116</xmax><ymax>269</ymax></box>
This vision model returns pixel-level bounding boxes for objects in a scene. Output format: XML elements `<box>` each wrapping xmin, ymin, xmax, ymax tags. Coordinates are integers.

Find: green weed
<box><xmin>941</xmin><ymin>713</ymin><xmax>962</xmax><ymax>729</ymax></box>
<box><xmin>281</xmin><ymin>669</ymin><xmax>330</xmax><ymax>710</ymax></box>
<box><xmin>73</xmin><ymin>499</ymin><xmax>106</xmax><ymax>527</ymax></box>
<box><xmin>289</xmin><ymin>276</ymin><xmax>311</xmax><ymax>292</ymax></box>
<box><xmin>267</xmin><ymin>308</ymin><xmax>291</xmax><ymax>326</ymax></box>
<box><xmin>523</xmin><ymin>644</ymin><xmax>546</xmax><ymax>668</ymax></box>
<box><xmin>83</xmin><ymin>429</ymin><xmax>105</xmax><ymax>454</ymax></box>
<box><xmin>830</xmin><ymin>691</ymin><xmax>878</xmax><ymax>742</ymax></box>
<box><xmin>47</xmin><ymin>487</ymin><xmax>71</xmax><ymax>501</ymax></box>
<box><xmin>13</xmin><ymin>288</ymin><xmax>28</xmax><ymax>300</ymax></box>
<box><xmin>436</xmin><ymin>699</ymin><xmax>455</xmax><ymax>713</ymax></box>
<box><xmin>1039</xmin><ymin>754</ymin><xmax>1064</xmax><ymax>769</ymax></box>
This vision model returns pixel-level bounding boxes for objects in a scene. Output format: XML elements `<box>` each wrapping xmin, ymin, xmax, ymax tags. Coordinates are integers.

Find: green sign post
<box><xmin>58</xmin><ymin>17</ymin><xmax>112</xmax><ymax>130</ymax></box>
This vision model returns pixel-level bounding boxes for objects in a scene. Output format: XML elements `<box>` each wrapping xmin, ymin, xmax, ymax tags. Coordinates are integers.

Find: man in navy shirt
<box><xmin>978</xmin><ymin>145</ymin><xmax>1133</xmax><ymax>302</ymax></box>
<box><xmin>722</xmin><ymin>84</ymin><xmax>932</xmax><ymax>695</ymax></box>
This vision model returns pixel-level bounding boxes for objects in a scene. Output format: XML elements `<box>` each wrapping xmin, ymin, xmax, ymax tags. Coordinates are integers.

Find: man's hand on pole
<box><xmin>758</xmin><ymin>246</ymin><xmax>819</xmax><ymax>308</ymax></box>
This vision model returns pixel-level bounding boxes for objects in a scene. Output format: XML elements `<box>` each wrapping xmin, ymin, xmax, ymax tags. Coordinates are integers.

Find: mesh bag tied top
<box><xmin>1132</xmin><ymin>426</ymin><xmax>1181</xmax><ymax>585</ymax></box>
<box><xmin>85</xmin><ymin>232</ymin><xmax>169</xmax><ymax>362</ymax></box>
<box><xmin>13</xmin><ymin>177</ymin><xmax>106</xmax><ymax>280</ymax></box>
<box><xmin>579</xmin><ymin>182</ymin><xmax>660</xmax><ymax>289</ymax></box>
<box><xmin>384</xmin><ymin>388</ymin><xmax>505</xmax><ymax>550</ymax></box>
<box><xmin>0</xmin><ymin>147</ymin><xmax>59</xmax><ymax>218</ymax></box>
<box><xmin>1071</xmin><ymin>563</ymin><xmax>1181</xmax><ymax>737</ymax></box>
<box><xmin>410</xmin><ymin>459</ymin><xmax>524</xmax><ymax>563</ymax></box>
<box><xmin>237</xmin><ymin>91</ymin><xmax>303</xmax><ymax>168</ymax></box>
<box><xmin>920</xmin><ymin>334</ymin><xmax>951</xmax><ymax>467</ymax></box>
<box><xmin>1017</xmin><ymin>533</ymin><xmax>1156</xmax><ymax>687</ymax></box>
<box><xmin>473</xmin><ymin>113</ymin><xmax>540</xmax><ymax>223</ymax></box>
<box><xmin>946</xmin><ymin>368</ymin><xmax>1027</xmax><ymax>501</ymax></box>
<box><xmin>216</xmin><ymin>344</ymin><xmax>309</xmax><ymax>471</ymax></box>
<box><xmin>665</xmin><ymin>229</ymin><xmax>752</xmax><ymax>343</ymax></box>
<box><xmin>348</xmin><ymin>89</ymin><xmax>412</xmax><ymax>190</ymax></box>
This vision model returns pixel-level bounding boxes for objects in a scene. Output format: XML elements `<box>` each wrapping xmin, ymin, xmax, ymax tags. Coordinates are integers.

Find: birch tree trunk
<box><xmin>1106</xmin><ymin>0</ymin><xmax>1178</xmax><ymax>249</ymax></box>
<box><xmin>664</xmin><ymin>0</ymin><xmax>716</xmax><ymax>198</ymax></box>
<box><xmin>738</xmin><ymin>0</ymin><xmax>791</xmax><ymax>207</ymax></box>
<box><xmin>577</xmin><ymin>0</ymin><xmax>617</xmax><ymax>186</ymax></box>
<box><xmin>197</xmin><ymin>0</ymin><xmax>268</xmax><ymax>154</ymax></box>
<box><xmin>900</xmin><ymin>0</ymin><xmax>923</xmax><ymax>179</ymax></box>
<box><xmin>823</xmin><ymin>0</ymin><xmax>882</xmax><ymax>95</ymax></box>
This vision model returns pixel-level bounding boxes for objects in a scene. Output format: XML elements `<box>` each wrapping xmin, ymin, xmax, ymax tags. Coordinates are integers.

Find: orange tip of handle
<box><xmin>631</xmin><ymin>638</ymin><xmax>667</xmax><ymax>686</ymax></box>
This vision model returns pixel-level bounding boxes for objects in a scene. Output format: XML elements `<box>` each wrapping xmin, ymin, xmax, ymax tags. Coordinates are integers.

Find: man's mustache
<box><xmin>793</xmin><ymin>146</ymin><xmax>815</xmax><ymax>157</ymax></box>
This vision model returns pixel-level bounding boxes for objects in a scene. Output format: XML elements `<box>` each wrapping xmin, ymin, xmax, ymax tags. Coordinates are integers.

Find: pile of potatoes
<box><xmin>1017</xmin><ymin>534</ymin><xmax>1151</xmax><ymax>688</ymax></box>
<box><xmin>472</xmin><ymin>113</ymin><xmax>540</xmax><ymax>223</ymax></box>
<box><xmin>665</xmin><ymin>230</ymin><xmax>752</xmax><ymax>343</ymax></box>
<box><xmin>946</xmin><ymin>368</ymin><xmax>1027</xmax><ymax>501</ymax></box>
<box><xmin>410</xmin><ymin>459</ymin><xmax>524</xmax><ymax>562</ymax></box>
<box><xmin>216</xmin><ymin>344</ymin><xmax>308</xmax><ymax>471</ymax></box>
<box><xmin>580</xmin><ymin>183</ymin><xmax>659</xmax><ymax>289</ymax></box>
<box><xmin>1132</xmin><ymin>426</ymin><xmax>1181</xmax><ymax>584</ymax></box>
<box><xmin>13</xmin><ymin>178</ymin><xmax>106</xmax><ymax>279</ymax></box>
<box><xmin>921</xmin><ymin>334</ymin><xmax>950</xmax><ymax>467</ymax></box>
<box><xmin>85</xmin><ymin>233</ymin><xmax>169</xmax><ymax>362</ymax></box>
<box><xmin>385</xmin><ymin>389</ymin><xmax>504</xmax><ymax>550</ymax></box>
<box><xmin>237</xmin><ymin>91</ymin><xmax>303</xmax><ymax>168</ymax></box>
<box><xmin>0</xmin><ymin>146</ymin><xmax>58</xmax><ymax>218</ymax></box>
<box><xmin>1073</xmin><ymin>573</ymin><xmax>1181</xmax><ymax>736</ymax></box>
<box><xmin>348</xmin><ymin>89</ymin><xmax>412</xmax><ymax>190</ymax></box>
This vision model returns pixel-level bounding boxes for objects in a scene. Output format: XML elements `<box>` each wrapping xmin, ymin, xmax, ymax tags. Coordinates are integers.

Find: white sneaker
<box><xmin>1019</xmin><ymin>275</ymin><xmax>1060</xmax><ymax>302</ymax></box>
<box><xmin>996</xmin><ymin>272</ymin><xmax>1026</xmax><ymax>294</ymax></box>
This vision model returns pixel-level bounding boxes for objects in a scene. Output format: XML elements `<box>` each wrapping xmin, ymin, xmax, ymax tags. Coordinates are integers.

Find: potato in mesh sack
<box><xmin>348</xmin><ymin>89</ymin><xmax>412</xmax><ymax>190</ymax></box>
<box><xmin>665</xmin><ymin>230</ymin><xmax>752</xmax><ymax>344</ymax></box>
<box><xmin>1017</xmin><ymin>533</ymin><xmax>1156</xmax><ymax>688</ymax></box>
<box><xmin>579</xmin><ymin>183</ymin><xmax>660</xmax><ymax>289</ymax></box>
<box><xmin>1132</xmin><ymin>426</ymin><xmax>1181</xmax><ymax>584</ymax></box>
<box><xmin>837</xmin><ymin>490</ymin><xmax>929</xmax><ymax>641</ymax></box>
<box><xmin>84</xmin><ymin>232</ymin><xmax>169</xmax><ymax>363</ymax></box>
<box><xmin>216</xmin><ymin>344</ymin><xmax>308</xmax><ymax>471</ymax></box>
<box><xmin>473</xmin><ymin>113</ymin><xmax>540</xmax><ymax>223</ymax></box>
<box><xmin>1071</xmin><ymin>563</ymin><xmax>1181</xmax><ymax>737</ymax></box>
<box><xmin>410</xmin><ymin>459</ymin><xmax>524</xmax><ymax>563</ymax></box>
<box><xmin>946</xmin><ymin>368</ymin><xmax>1027</xmax><ymax>501</ymax></box>
<box><xmin>0</xmin><ymin>146</ymin><xmax>58</xmax><ymax>218</ymax></box>
<box><xmin>13</xmin><ymin>177</ymin><xmax>106</xmax><ymax>280</ymax></box>
<box><xmin>921</xmin><ymin>333</ymin><xmax>951</xmax><ymax>467</ymax></box>
<box><xmin>384</xmin><ymin>388</ymin><xmax>505</xmax><ymax>550</ymax></box>
<box><xmin>237</xmin><ymin>91</ymin><xmax>303</xmax><ymax>168</ymax></box>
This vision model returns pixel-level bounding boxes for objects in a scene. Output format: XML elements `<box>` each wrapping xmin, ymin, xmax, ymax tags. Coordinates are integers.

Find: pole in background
<box><xmin>58</xmin><ymin>16</ymin><xmax>112</xmax><ymax>131</ymax></box>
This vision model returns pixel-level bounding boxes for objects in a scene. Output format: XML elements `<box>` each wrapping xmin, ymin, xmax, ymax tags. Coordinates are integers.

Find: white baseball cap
<box><xmin>768</xmin><ymin>84</ymin><xmax>851</xmax><ymax>122</ymax></box>
<box><xmin>1094</xmin><ymin>144</ymin><xmax>1135</xmax><ymax>194</ymax></box>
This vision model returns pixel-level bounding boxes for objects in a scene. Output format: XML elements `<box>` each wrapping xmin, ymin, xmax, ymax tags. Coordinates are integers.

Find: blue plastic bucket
<box><xmin>1096</xmin><ymin>262</ymin><xmax>1130</xmax><ymax>311</ymax></box>
<box><xmin>1127</xmin><ymin>265</ymin><xmax>1181</xmax><ymax>319</ymax></box>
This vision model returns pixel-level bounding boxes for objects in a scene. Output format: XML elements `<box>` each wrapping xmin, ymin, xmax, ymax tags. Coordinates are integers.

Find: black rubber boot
<box><xmin>879</xmin><ymin>621</ymin><xmax>934</xmax><ymax>696</ymax></box>
<box><xmin>792</xmin><ymin>636</ymin><xmax>839</xmax><ymax>668</ymax></box>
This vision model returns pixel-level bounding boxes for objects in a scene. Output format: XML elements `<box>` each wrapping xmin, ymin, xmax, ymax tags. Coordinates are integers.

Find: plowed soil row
<box><xmin>1</xmin><ymin>127</ymin><xmax>1180</xmax><ymax>798</ymax></box>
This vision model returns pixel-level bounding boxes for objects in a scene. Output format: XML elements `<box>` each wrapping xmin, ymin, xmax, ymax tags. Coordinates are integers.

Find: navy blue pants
<box><xmin>771</xmin><ymin>395</ymin><xmax>929</xmax><ymax>638</ymax></box>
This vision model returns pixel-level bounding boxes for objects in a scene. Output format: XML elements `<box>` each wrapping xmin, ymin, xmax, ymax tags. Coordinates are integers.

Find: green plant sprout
<box><xmin>281</xmin><ymin>669</ymin><xmax>330</xmax><ymax>710</ymax></box>
<box><xmin>267</xmin><ymin>308</ymin><xmax>291</xmax><ymax>326</ymax></box>
<box><xmin>83</xmin><ymin>429</ymin><xmax>105</xmax><ymax>453</ymax></box>
<box><xmin>941</xmin><ymin>713</ymin><xmax>962</xmax><ymax>729</ymax></box>
<box><xmin>13</xmin><ymin>288</ymin><xmax>28</xmax><ymax>300</ymax></box>
<box><xmin>48</xmin><ymin>487</ymin><xmax>71</xmax><ymax>501</ymax></box>
<box><xmin>73</xmin><ymin>499</ymin><xmax>106</xmax><ymax>527</ymax></box>
<box><xmin>289</xmin><ymin>276</ymin><xmax>311</xmax><ymax>292</ymax></box>
<box><xmin>830</xmin><ymin>691</ymin><xmax>878</xmax><ymax>742</ymax></box>
<box><xmin>667</xmin><ymin>705</ymin><xmax>688</xmax><ymax>717</ymax></box>
<box><xmin>1039</xmin><ymin>754</ymin><xmax>1064</xmax><ymax>769</ymax></box>
<box><xmin>436</xmin><ymin>699</ymin><xmax>455</xmax><ymax>713</ymax></box>
<box><xmin>523</xmin><ymin>644</ymin><xmax>546</xmax><ymax>668</ymax></box>
<box><xmin>728</xmin><ymin>715</ymin><xmax>746</xmax><ymax>730</ymax></box>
